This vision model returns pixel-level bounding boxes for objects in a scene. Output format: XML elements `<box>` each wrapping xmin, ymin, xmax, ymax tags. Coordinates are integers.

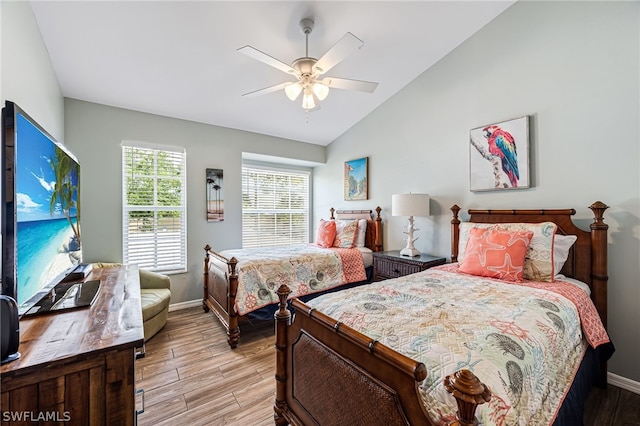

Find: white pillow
<box><xmin>355</xmin><ymin>218</ymin><xmax>367</xmax><ymax>248</ymax></box>
<box><xmin>554</xmin><ymin>234</ymin><xmax>577</xmax><ymax>274</ymax></box>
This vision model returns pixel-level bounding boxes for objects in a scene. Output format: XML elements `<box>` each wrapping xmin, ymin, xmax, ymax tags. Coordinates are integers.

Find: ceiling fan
<box><xmin>238</xmin><ymin>18</ymin><xmax>378</xmax><ymax>111</ymax></box>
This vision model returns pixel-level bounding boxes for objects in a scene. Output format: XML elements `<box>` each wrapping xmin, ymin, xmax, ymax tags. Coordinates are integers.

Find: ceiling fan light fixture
<box><xmin>302</xmin><ymin>89</ymin><xmax>316</xmax><ymax>110</ymax></box>
<box><xmin>239</xmin><ymin>18</ymin><xmax>377</xmax><ymax>113</ymax></box>
<box><xmin>285</xmin><ymin>82</ymin><xmax>303</xmax><ymax>101</ymax></box>
<box><xmin>312</xmin><ymin>82</ymin><xmax>330</xmax><ymax>101</ymax></box>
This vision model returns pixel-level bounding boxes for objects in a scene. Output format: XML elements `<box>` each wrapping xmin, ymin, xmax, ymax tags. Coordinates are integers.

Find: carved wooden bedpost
<box><xmin>274</xmin><ymin>284</ymin><xmax>292</xmax><ymax>425</ymax></box>
<box><xmin>451</xmin><ymin>205</ymin><xmax>461</xmax><ymax>262</ymax></box>
<box><xmin>444</xmin><ymin>369</ymin><xmax>491</xmax><ymax>426</ymax></box>
<box><xmin>589</xmin><ymin>200</ymin><xmax>609</xmax><ymax>388</ymax></box>
<box><xmin>227</xmin><ymin>257</ymin><xmax>240</xmax><ymax>348</ymax></box>
<box><xmin>374</xmin><ymin>206</ymin><xmax>383</xmax><ymax>252</ymax></box>
<box><xmin>203</xmin><ymin>245</ymin><xmax>211</xmax><ymax>313</ymax></box>
<box><xmin>589</xmin><ymin>201</ymin><xmax>609</xmax><ymax>328</ymax></box>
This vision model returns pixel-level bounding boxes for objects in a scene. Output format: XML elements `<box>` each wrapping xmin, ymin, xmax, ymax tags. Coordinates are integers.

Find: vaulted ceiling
<box><xmin>30</xmin><ymin>1</ymin><xmax>514</xmax><ymax>145</ymax></box>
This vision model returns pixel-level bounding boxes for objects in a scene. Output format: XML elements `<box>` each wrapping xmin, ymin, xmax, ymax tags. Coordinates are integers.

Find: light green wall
<box><xmin>1</xmin><ymin>1</ymin><xmax>64</xmax><ymax>140</ymax></box>
<box><xmin>64</xmin><ymin>99</ymin><xmax>324</xmax><ymax>305</ymax></box>
<box><xmin>314</xmin><ymin>1</ymin><xmax>639</xmax><ymax>382</ymax></box>
<box><xmin>3</xmin><ymin>0</ymin><xmax>639</xmax><ymax>384</ymax></box>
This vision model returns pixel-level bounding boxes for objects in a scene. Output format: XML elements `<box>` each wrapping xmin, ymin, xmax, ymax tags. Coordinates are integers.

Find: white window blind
<box><xmin>122</xmin><ymin>144</ymin><xmax>187</xmax><ymax>273</ymax></box>
<box><xmin>242</xmin><ymin>164</ymin><xmax>310</xmax><ymax>248</ymax></box>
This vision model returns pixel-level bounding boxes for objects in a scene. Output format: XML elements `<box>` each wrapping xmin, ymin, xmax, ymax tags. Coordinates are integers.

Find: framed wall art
<box><xmin>206</xmin><ymin>168</ymin><xmax>224</xmax><ymax>221</ymax></box>
<box><xmin>344</xmin><ymin>157</ymin><xmax>368</xmax><ymax>201</ymax></box>
<box><xmin>469</xmin><ymin>115</ymin><xmax>530</xmax><ymax>192</ymax></box>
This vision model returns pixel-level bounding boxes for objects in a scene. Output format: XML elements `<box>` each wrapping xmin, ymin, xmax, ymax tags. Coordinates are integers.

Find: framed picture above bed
<box><xmin>469</xmin><ymin>115</ymin><xmax>530</xmax><ymax>192</ymax></box>
<box><xmin>344</xmin><ymin>157</ymin><xmax>368</xmax><ymax>201</ymax></box>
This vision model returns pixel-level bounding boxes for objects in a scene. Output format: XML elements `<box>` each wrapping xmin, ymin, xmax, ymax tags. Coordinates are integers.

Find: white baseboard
<box><xmin>168</xmin><ymin>299</ymin><xmax>202</xmax><ymax>312</ymax></box>
<box><xmin>608</xmin><ymin>372</ymin><xmax>640</xmax><ymax>395</ymax></box>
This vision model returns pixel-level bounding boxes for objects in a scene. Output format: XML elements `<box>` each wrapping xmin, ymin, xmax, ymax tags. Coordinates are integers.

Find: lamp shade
<box><xmin>285</xmin><ymin>82</ymin><xmax>303</xmax><ymax>101</ymax></box>
<box><xmin>392</xmin><ymin>193</ymin><xmax>430</xmax><ymax>217</ymax></box>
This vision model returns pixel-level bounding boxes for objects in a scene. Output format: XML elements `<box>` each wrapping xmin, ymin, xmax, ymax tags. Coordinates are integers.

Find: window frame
<box><xmin>241</xmin><ymin>161</ymin><xmax>312</xmax><ymax>249</ymax></box>
<box><xmin>122</xmin><ymin>141</ymin><xmax>187</xmax><ymax>274</ymax></box>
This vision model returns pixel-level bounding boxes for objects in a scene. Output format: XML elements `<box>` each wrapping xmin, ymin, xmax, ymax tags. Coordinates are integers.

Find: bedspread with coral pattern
<box><xmin>306</xmin><ymin>264</ymin><xmax>610</xmax><ymax>426</ymax></box>
<box><xmin>221</xmin><ymin>244</ymin><xmax>366</xmax><ymax>316</ymax></box>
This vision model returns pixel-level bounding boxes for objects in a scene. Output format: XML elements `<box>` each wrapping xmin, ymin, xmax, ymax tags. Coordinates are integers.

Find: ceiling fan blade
<box><xmin>238</xmin><ymin>45</ymin><xmax>297</xmax><ymax>75</ymax></box>
<box><xmin>322</xmin><ymin>77</ymin><xmax>378</xmax><ymax>93</ymax></box>
<box><xmin>241</xmin><ymin>82</ymin><xmax>291</xmax><ymax>98</ymax></box>
<box><xmin>313</xmin><ymin>32</ymin><xmax>364</xmax><ymax>75</ymax></box>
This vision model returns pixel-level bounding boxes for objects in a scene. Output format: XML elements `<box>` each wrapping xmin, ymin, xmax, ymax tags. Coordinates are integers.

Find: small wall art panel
<box><xmin>206</xmin><ymin>168</ymin><xmax>224</xmax><ymax>221</ymax></box>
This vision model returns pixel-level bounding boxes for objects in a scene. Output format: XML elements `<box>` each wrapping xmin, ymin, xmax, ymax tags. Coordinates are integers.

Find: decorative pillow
<box><xmin>554</xmin><ymin>234</ymin><xmax>577</xmax><ymax>275</ymax></box>
<box><xmin>354</xmin><ymin>218</ymin><xmax>368</xmax><ymax>248</ymax></box>
<box><xmin>459</xmin><ymin>227</ymin><xmax>533</xmax><ymax>282</ymax></box>
<box><xmin>315</xmin><ymin>219</ymin><xmax>336</xmax><ymax>248</ymax></box>
<box><xmin>458</xmin><ymin>221</ymin><xmax>558</xmax><ymax>282</ymax></box>
<box><xmin>333</xmin><ymin>219</ymin><xmax>359</xmax><ymax>248</ymax></box>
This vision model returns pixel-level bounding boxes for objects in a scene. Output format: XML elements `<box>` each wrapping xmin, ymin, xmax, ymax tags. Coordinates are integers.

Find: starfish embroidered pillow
<box><xmin>315</xmin><ymin>219</ymin><xmax>337</xmax><ymax>248</ymax></box>
<box><xmin>458</xmin><ymin>221</ymin><xmax>558</xmax><ymax>282</ymax></box>
<box><xmin>459</xmin><ymin>227</ymin><xmax>533</xmax><ymax>282</ymax></box>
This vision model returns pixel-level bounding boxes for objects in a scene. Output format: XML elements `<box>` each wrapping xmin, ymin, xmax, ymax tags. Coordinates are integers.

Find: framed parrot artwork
<box><xmin>469</xmin><ymin>115</ymin><xmax>530</xmax><ymax>191</ymax></box>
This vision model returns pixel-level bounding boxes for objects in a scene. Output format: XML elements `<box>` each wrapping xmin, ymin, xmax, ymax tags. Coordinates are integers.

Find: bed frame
<box><xmin>203</xmin><ymin>207</ymin><xmax>383</xmax><ymax>348</ymax></box>
<box><xmin>274</xmin><ymin>202</ymin><xmax>609</xmax><ymax>425</ymax></box>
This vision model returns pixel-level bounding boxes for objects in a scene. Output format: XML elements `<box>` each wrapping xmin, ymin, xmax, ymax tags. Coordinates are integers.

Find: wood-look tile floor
<box><xmin>137</xmin><ymin>307</ymin><xmax>640</xmax><ymax>426</ymax></box>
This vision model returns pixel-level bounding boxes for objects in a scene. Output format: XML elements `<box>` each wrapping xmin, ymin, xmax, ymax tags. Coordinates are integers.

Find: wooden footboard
<box><xmin>203</xmin><ymin>245</ymin><xmax>240</xmax><ymax>348</ymax></box>
<box><xmin>274</xmin><ymin>285</ymin><xmax>491</xmax><ymax>426</ymax></box>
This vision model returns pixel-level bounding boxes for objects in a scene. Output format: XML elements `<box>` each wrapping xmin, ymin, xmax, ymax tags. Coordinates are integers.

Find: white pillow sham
<box><xmin>355</xmin><ymin>218</ymin><xmax>368</xmax><ymax>248</ymax></box>
<box><xmin>553</xmin><ymin>234</ymin><xmax>577</xmax><ymax>274</ymax></box>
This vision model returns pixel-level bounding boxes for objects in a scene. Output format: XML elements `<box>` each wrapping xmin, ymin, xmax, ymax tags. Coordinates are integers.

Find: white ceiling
<box><xmin>30</xmin><ymin>1</ymin><xmax>514</xmax><ymax>146</ymax></box>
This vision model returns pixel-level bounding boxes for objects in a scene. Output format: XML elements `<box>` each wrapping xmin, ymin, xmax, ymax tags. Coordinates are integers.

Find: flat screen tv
<box><xmin>2</xmin><ymin>101</ymin><xmax>88</xmax><ymax>316</ymax></box>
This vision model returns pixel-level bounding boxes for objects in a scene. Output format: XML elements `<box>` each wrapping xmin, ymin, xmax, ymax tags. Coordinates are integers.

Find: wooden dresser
<box><xmin>0</xmin><ymin>265</ymin><xmax>144</xmax><ymax>425</ymax></box>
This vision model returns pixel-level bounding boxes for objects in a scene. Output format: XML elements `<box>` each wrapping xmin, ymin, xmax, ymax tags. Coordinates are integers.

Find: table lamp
<box><xmin>392</xmin><ymin>193</ymin><xmax>430</xmax><ymax>256</ymax></box>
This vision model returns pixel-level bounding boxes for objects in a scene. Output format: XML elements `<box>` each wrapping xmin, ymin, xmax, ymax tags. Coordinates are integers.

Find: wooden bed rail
<box><xmin>274</xmin><ymin>284</ymin><xmax>491</xmax><ymax>426</ymax></box>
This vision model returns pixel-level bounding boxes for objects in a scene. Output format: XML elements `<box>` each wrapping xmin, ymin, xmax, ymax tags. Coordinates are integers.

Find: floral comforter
<box><xmin>220</xmin><ymin>244</ymin><xmax>366</xmax><ymax>315</ymax></box>
<box><xmin>306</xmin><ymin>263</ymin><xmax>611</xmax><ymax>426</ymax></box>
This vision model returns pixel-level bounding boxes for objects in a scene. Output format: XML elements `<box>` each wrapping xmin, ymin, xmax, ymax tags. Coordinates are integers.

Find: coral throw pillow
<box><xmin>459</xmin><ymin>227</ymin><xmax>533</xmax><ymax>282</ymax></box>
<box><xmin>316</xmin><ymin>219</ymin><xmax>336</xmax><ymax>248</ymax></box>
<box><xmin>333</xmin><ymin>219</ymin><xmax>359</xmax><ymax>248</ymax></box>
<box><xmin>458</xmin><ymin>221</ymin><xmax>557</xmax><ymax>282</ymax></box>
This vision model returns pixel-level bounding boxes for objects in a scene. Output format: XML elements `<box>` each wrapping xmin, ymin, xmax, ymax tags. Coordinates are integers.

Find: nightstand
<box><xmin>373</xmin><ymin>251</ymin><xmax>447</xmax><ymax>281</ymax></box>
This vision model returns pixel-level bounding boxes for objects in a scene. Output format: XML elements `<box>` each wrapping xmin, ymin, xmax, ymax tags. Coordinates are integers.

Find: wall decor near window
<box><xmin>469</xmin><ymin>115</ymin><xmax>530</xmax><ymax>192</ymax></box>
<box><xmin>344</xmin><ymin>157</ymin><xmax>368</xmax><ymax>201</ymax></box>
<box><xmin>206</xmin><ymin>168</ymin><xmax>224</xmax><ymax>221</ymax></box>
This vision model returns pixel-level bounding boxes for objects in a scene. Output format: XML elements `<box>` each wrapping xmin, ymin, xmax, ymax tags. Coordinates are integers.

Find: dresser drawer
<box><xmin>375</xmin><ymin>257</ymin><xmax>422</xmax><ymax>278</ymax></box>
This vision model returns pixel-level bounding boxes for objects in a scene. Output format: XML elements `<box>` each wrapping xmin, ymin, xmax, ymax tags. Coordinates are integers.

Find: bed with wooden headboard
<box><xmin>273</xmin><ymin>202</ymin><xmax>613</xmax><ymax>425</ymax></box>
<box><xmin>203</xmin><ymin>207</ymin><xmax>382</xmax><ymax>348</ymax></box>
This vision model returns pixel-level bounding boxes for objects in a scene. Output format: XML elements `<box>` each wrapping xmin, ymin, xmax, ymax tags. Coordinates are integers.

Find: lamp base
<box><xmin>400</xmin><ymin>247</ymin><xmax>421</xmax><ymax>257</ymax></box>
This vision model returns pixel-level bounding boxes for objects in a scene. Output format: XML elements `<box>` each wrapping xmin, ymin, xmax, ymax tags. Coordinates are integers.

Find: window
<box><xmin>122</xmin><ymin>143</ymin><xmax>186</xmax><ymax>273</ymax></box>
<box><xmin>242</xmin><ymin>164</ymin><xmax>310</xmax><ymax>248</ymax></box>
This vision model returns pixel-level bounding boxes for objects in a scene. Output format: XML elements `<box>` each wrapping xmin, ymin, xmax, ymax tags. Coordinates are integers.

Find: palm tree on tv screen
<box><xmin>49</xmin><ymin>146</ymin><xmax>81</xmax><ymax>250</ymax></box>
